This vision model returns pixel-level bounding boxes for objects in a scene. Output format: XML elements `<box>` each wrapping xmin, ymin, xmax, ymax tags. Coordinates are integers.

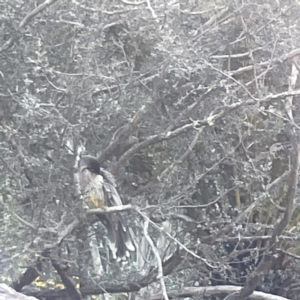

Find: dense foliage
<box><xmin>1</xmin><ymin>1</ymin><xmax>300</xmax><ymax>299</ymax></box>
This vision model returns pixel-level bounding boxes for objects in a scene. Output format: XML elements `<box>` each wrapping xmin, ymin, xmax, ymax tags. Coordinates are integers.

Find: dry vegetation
<box><xmin>1</xmin><ymin>0</ymin><xmax>300</xmax><ymax>299</ymax></box>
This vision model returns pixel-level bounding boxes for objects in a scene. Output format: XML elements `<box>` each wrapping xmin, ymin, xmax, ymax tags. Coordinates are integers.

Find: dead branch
<box><xmin>111</xmin><ymin>122</ymin><xmax>196</xmax><ymax>175</ymax></box>
<box><xmin>226</xmin><ymin>47</ymin><xmax>300</xmax><ymax>77</ymax></box>
<box><xmin>13</xmin><ymin>213</ymin><xmax>36</xmax><ymax>230</ymax></box>
<box><xmin>43</xmin><ymin>218</ymin><xmax>80</xmax><ymax>249</ymax></box>
<box><xmin>136</xmin><ymin>208</ymin><xmax>217</xmax><ymax>269</ymax></box>
<box><xmin>111</xmin><ymin>87</ymin><xmax>300</xmax><ymax>174</ymax></box>
<box><xmin>159</xmin><ymin>129</ymin><xmax>202</xmax><ymax>179</ymax></box>
<box><xmin>120</xmin><ymin>0</ymin><xmax>145</xmax><ymax>5</ymax></box>
<box><xmin>12</xmin><ymin>263</ymin><xmax>42</xmax><ymax>292</ymax></box>
<box><xmin>51</xmin><ymin>259</ymin><xmax>83</xmax><ymax>300</ymax></box>
<box><xmin>98</xmin><ymin>105</ymin><xmax>147</xmax><ymax>164</ymax></box>
<box><xmin>149</xmin><ymin>285</ymin><xmax>290</xmax><ymax>300</ymax></box>
<box><xmin>86</xmin><ymin>204</ymin><xmax>133</xmax><ymax>215</ymax></box>
<box><xmin>26</xmin><ymin>251</ymin><xmax>182</xmax><ymax>299</ymax></box>
<box><xmin>143</xmin><ymin>219</ymin><xmax>169</xmax><ymax>300</ymax></box>
<box><xmin>285</xmin><ymin>59</ymin><xmax>299</xmax><ymax>122</ymax></box>
<box><xmin>237</xmin><ymin>134</ymin><xmax>300</xmax><ymax>299</ymax></box>
<box><xmin>19</xmin><ymin>0</ymin><xmax>59</xmax><ymax>28</ymax></box>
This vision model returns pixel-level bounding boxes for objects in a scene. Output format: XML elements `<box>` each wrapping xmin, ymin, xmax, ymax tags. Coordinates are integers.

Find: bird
<box><xmin>78</xmin><ymin>153</ymin><xmax>135</xmax><ymax>260</ymax></box>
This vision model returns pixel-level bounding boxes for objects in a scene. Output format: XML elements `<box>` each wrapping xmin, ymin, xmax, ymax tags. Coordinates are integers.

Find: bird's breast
<box><xmin>85</xmin><ymin>189</ymin><xmax>106</xmax><ymax>208</ymax></box>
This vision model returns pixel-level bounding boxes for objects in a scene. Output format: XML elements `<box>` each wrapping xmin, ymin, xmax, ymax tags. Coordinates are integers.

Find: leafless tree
<box><xmin>1</xmin><ymin>1</ymin><xmax>300</xmax><ymax>299</ymax></box>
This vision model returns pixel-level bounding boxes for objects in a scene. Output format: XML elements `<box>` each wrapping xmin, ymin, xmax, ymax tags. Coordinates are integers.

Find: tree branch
<box><xmin>110</xmin><ymin>122</ymin><xmax>196</xmax><ymax>174</ymax></box>
<box><xmin>51</xmin><ymin>259</ymin><xmax>83</xmax><ymax>300</ymax></box>
<box><xmin>237</xmin><ymin>134</ymin><xmax>300</xmax><ymax>299</ymax></box>
<box><xmin>98</xmin><ymin>105</ymin><xmax>147</xmax><ymax>164</ymax></box>
<box><xmin>27</xmin><ymin>251</ymin><xmax>182</xmax><ymax>299</ymax></box>
<box><xmin>19</xmin><ymin>0</ymin><xmax>59</xmax><ymax>28</ymax></box>
<box><xmin>110</xmin><ymin>87</ymin><xmax>300</xmax><ymax>174</ymax></box>
<box><xmin>143</xmin><ymin>219</ymin><xmax>169</xmax><ymax>300</ymax></box>
<box><xmin>86</xmin><ymin>204</ymin><xmax>133</xmax><ymax>215</ymax></box>
<box><xmin>226</xmin><ymin>47</ymin><xmax>300</xmax><ymax>77</ymax></box>
<box><xmin>136</xmin><ymin>208</ymin><xmax>217</xmax><ymax>268</ymax></box>
<box><xmin>12</xmin><ymin>263</ymin><xmax>42</xmax><ymax>292</ymax></box>
<box><xmin>159</xmin><ymin>129</ymin><xmax>202</xmax><ymax>179</ymax></box>
<box><xmin>149</xmin><ymin>285</ymin><xmax>290</xmax><ymax>300</ymax></box>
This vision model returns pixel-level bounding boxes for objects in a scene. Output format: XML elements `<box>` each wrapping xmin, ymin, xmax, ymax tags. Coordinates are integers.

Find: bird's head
<box><xmin>79</xmin><ymin>153</ymin><xmax>101</xmax><ymax>175</ymax></box>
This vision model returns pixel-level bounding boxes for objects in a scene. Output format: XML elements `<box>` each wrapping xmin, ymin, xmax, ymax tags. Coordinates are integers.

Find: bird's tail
<box><xmin>102</xmin><ymin>215</ymin><xmax>135</xmax><ymax>260</ymax></box>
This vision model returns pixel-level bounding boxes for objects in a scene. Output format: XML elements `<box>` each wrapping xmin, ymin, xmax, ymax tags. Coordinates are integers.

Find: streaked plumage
<box><xmin>78</xmin><ymin>154</ymin><xmax>135</xmax><ymax>260</ymax></box>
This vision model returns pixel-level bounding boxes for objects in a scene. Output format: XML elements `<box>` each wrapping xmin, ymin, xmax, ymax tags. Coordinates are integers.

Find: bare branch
<box><xmin>136</xmin><ymin>208</ymin><xmax>217</xmax><ymax>269</ymax></box>
<box><xmin>51</xmin><ymin>259</ymin><xmax>83</xmax><ymax>300</ymax></box>
<box><xmin>13</xmin><ymin>213</ymin><xmax>36</xmax><ymax>230</ymax></box>
<box><xmin>226</xmin><ymin>47</ymin><xmax>300</xmax><ymax>77</ymax></box>
<box><xmin>27</xmin><ymin>252</ymin><xmax>182</xmax><ymax>299</ymax></box>
<box><xmin>149</xmin><ymin>285</ymin><xmax>290</xmax><ymax>300</ymax></box>
<box><xmin>110</xmin><ymin>87</ymin><xmax>300</xmax><ymax>174</ymax></box>
<box><xmin>277</xmin><ymin>248</ymin><xmax>300</xmax><ymax>260</ymax></box>
<box><xmin>284</xmin><ymin>48</ymin><xmax>300</xmax><ymax>61</ymax></box>
<box><xmin>111</xmin><ymin>122</ymin><xmax>196</xmax><ymax>175</ymax></box>
<box><xmin>201</xmin><ymin>165</ymin><xmax>294</xmax><ymax>246</ymax></box>
<box><xmin>285</xmin><ymin>61</ymin><xmax>299</xmax><ymax>122</ymax></box>
<box><xmin>44</xmin><ymin>218</ymin><xmax>80</xmax><ymax>249</ymax></box>
<box><xmin>237</xmin><ymin>135</ymin><xmax>300</xmax><ymax>299</ymax></box>
<box><xmin>173</xmin><ymin>186</ymin><xmax>236</xmax><ymax>209</ymax></box>
<box><xmin>98</xmin><ymin>105</ymin><xmax>147</xmax><ymax>164</ymax></box>
<box><xmin>211</xmin><ymin>48</ymin><xmax>263</xmax><ymax>59</ymax></box>
<box><xmin>202</xmin><ymin>58</ymin><xmax>259</xmax><ymax>101</ymax></box>
<box><xmin>266</xmin><ymin>170</ymin><xmax>290</xmax><ymax>191</ymax></box>
<box><xmin>120</xmin><ymin>0</ymin><xmax>146</xmax><ymax>5</ymax></box>
<box><xmin>86</xmin><ymin>204</ymin><xmax>133</xmax><ymax>215</ymax></box>
<box><xmin>159</xmin><ymin>129</ymin><xmax>202</xmax><ymax>179</ymax></box>
<box><xmin>0</xmin><ymin>157</ymin><xmax>21</xmax><ymax>179</ymax></box>
<box><xmin>171</xmin><ymin>141</ymin><xmax>241</xmax><ymax>204</ymax></box>
<box><xmin>19</xmin><ymin>0</ymin><xmax>59</xmax><ymax>28</ymax></box>
<box><xmin>143</xmin><ymin>219</ymin><xmax>169</xmax><ymax>300</ymax></box>
<box><xmin>146</xmin><ymin>0</ymin><xmax>157</xmax><ymax>18</ymax></box>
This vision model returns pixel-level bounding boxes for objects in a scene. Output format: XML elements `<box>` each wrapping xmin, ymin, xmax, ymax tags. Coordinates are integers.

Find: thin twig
<box><xmin>224</xmin><ymin>47</ymin><xmax>300</xmax><ymax>77</ymax></box>
<box><xmin>277</xmin><ymin>248</ymin><xmax>300</xmax><ymax>260</ymax></box>
<box><xmin>98</xmin><ymin>105</ymin><xmax>147</xmax><ymax>164</ymax></box>
<box><xmin>173</xmin><ymin>186</ymin><xmax>236</xmax><ymax>209</ymax></box>
<box><xmin>19</xmin><ymin>0</ymin><xmax>59</xmax><ymax>28</ymax></box>
<box><xmin>146</xmin><ymin>0</ymin><xmax>157</xmax><ymax>18</ymax></box>
<box><xmin>159</xmin><ymin>129</ymin><xmax>202</xmax><ymax>179</ymax></box>
<box><xmin>201</xmin><ymin>58</ymin><xmax>259</xmax><ymax>101</ymax></box>
<box><xmin>13</xmin><ymin>213</ymin><xmax>36</xmax><ymax>230</ymax></box>
<box><xmin>237</xmin><ymin>135</ymin><xmax>300</xmax><ymax>299</ymax></box>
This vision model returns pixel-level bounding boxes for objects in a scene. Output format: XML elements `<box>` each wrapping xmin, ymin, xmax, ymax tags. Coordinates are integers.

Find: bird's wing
<box><xmin>100</xmin><ymin>169</ymin><xmax>123</xmax><ymax>207</ymax></box>
<box><xmin>100</xmin><ymin>170</ymin><xmax>135</xmax><ymax>254</ymax></box>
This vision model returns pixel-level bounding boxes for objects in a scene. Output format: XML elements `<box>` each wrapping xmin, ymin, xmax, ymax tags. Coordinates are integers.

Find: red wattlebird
<box><xmin>78</xmin><ymin>153</ymin><xmax>135</xmax><ymax>260</ymax></box>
